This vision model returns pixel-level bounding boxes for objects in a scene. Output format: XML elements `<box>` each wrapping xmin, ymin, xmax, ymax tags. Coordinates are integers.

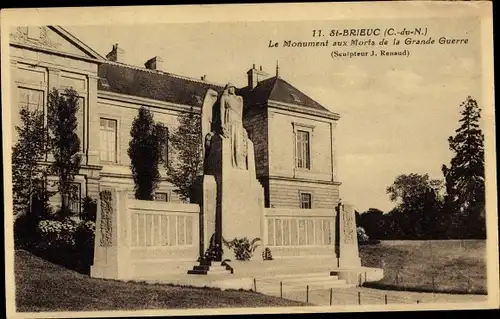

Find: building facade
<box><xmin>9</xmin><ymin>26</ymin><xmax>341</xmax><ymax>214</ymax></box>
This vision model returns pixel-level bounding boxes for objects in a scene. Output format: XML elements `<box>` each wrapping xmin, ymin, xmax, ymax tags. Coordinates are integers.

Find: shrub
<box><xmin>33</xmin><ymin>218</ymin><xmax>96</xmax><ymax>274</ymax></box>
<box><xmin>37</xmin><ymin>219</ymin><xmax>79</xmax><ymax>248</ymax></box>
<box><xmin>81</xmin><ymin>196</ymin><xmax>97</xmax><ymax>222</ymax></box>
<box><xmin>14</xmin><ymin>214</ymin><xmax>41</xmax><ymax>249</ymax></box>
<box><xmin>262</xmin><ymin>247</ymin><xmax>273</xmax><ymax>261</ymax></box>
<box><xmin>223</xmin><ymin>237</ymin><xmax>261</xmax><ymax>261</ymax></box>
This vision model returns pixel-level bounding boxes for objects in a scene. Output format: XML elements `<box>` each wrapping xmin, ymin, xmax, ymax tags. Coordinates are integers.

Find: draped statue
<box><xmin>201</xmin><ymin>83</ymin><xmax>248</xmax><ymax>170</ymax></box>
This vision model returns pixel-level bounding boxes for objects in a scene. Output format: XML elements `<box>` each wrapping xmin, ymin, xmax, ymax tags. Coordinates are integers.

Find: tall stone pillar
<box><xmin>203</xmin><ymin>134</ymin><xmax>265</xmax><ymax>261</ymax></box>
<box><xmin>91</xmin><ymin>188</ymin><xmax>133</xmax><ymax>279</ymax></box>
<box><xmin>338</xmin><ymin>202</ymin><xmax>361</xmax><ymax>268</ymax></box>
<box><xmin>201</xmin><ymin>174</ymin><xmax>217</xmax><ymax>256</ymax></box>
<box><xmin>330</xmin><ymin>122</ymin><xmax>338</xmax><ymax>181</ymax></box>
<box><xmin>86</xmin><ymin>74</ymin><xmax>100</xmax><ymax>167</ymax></box>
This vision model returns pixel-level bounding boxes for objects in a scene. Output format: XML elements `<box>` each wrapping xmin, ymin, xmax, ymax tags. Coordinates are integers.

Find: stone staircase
<box><xmin>254</xmin><ymin>272</ymin><xmax>354</xmax><ymax>294</ymax></box>
<box><xmin>187</xmin><ymin>260</ymin><xmax>234</xmax><ymax>275</ymax></box>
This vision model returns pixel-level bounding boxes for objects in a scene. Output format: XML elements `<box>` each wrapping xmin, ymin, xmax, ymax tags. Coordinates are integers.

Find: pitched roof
<box><xmin>238</xmin><ymin>76</ymin><xmax>333</xmax><ymax>114</ymax></box>
<box><xmin>51</xmin><ymin>26</ymin><xmax>106</xmax><ymax>60</ymax></box>
<box><xmin>98</xmin><ymin>62</ymin><xmax>224</xmax><ymax>107</ymax></box>
<box><xmin>97</xmin><ymin>62</ymin><xmax>336</xmax><ymax>118</ymax></box>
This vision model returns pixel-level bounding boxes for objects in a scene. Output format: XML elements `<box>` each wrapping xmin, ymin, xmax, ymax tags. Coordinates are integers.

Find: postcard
<box><xmin>1</xmin><ymin>2</ymin><xmax>497</xmax><ymax>318</ymax></box>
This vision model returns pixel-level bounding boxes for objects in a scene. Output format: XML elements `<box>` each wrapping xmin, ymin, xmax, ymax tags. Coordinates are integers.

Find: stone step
<box><xmin>187</xmin><ymin>269</ymin><xmax>209</xmax><ymax>275</ymax></box>
<box><xmin>261</xmin><ymin>278</ymin><xmax>347</xmax><ymax>287</ymax></box>
<box><xmin>273</xmin><ymin>276</ymin><xmax>340</xmax><ymax>284</ymax></box>
<box><xmin>188</xmin><ymin>264</ymin><xmax>232</xmax><ymax>275</ymax></box>
<box><xmin>193</xmin><ymin>265</ymin><xmax>210</xmax><ymax>271</ymax></box>
<box><xmin>208</xmin><ymin>268</ymin><xmax>232</xmax><ymax>274</ymax></box>
<box><xmin>256</xmin><ymin>272</ymin><xmax>335</xmax><ymax>280</ymax></box>
<box><xmin>255</xmin><ymin>281</ymin><xmax>353</xmax><ymax>293</ymax></box>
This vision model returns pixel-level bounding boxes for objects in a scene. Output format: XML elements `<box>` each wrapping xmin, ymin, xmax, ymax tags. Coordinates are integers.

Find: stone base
<box><xmin>90</xmin><ymin>246</ymin><xmax>133</xmax><ymax>280</ymax></box>
<box><xmin>338</xmin><ymin>255</ymin><xmax>362</xmax><ymax>268</ymax></box>
<box><xmin>202</xmin><ymin>175</ymin><xmax>217</xmax><ymax>254</ymax></box>
<box><xmin>331</xmin><ymin>267</ymin><xmax>384</xmax><ymax>285</ymax></box>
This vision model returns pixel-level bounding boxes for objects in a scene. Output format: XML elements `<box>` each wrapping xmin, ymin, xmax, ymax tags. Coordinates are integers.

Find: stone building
<box><xmin>9</xmin><ymin>25</ymin><xmax>341</xmax><ymax>215</ymax></box>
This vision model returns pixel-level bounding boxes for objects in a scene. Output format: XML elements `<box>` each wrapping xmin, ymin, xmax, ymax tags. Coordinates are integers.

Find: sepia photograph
<box><xmin>1</xmin><ymin>1</ymin><xmax>498</xmax><ymax>318</ymax></box>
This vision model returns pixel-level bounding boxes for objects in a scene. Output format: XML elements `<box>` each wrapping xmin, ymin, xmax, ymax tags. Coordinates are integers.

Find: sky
<box><xmin>66</xmin><ymin>15</ymin><xmax>483</xmax><ymax>212</ymax></box>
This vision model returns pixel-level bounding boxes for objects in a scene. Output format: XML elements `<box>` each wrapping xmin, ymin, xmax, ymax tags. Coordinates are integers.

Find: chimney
<box><xmin>106</xmin><ymin>43</ymin><xmax>126</xmax><ymax>62</ymax></box>
<box><xmin>247</xmin><ymin>64</ymin><xmax>270</xmax><ymax>89</ymax></box>
<box><xmin>144</xmin><ymin>56</ymin><xmax>164</xmax><ymax>70</ymax></box>
<box><xmin>201</xmin><ymin>75</ymin><xmax>207</xmax><ymax>81</ymax></box>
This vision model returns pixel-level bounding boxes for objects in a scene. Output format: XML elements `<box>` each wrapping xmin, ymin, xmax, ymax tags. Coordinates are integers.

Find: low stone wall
<box><xmin>91</xmin><ymin>188</ymin><xmax>201</xmax><ymax>280</ymax></box>
<box><xmin>263</xmin><ymin>208</ymin><xmax>337</xmax><ymax>258</ymax></box>
<box><xmin>128</xmin><ymin>200</ymin><xmax>199</xmax><ymax>260</ymax></box>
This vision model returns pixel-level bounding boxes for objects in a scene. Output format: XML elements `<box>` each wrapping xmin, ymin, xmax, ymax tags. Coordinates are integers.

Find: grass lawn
<box><xmin>14</xmin><ymin>250</ymin><xmax>307</xmax><ymax>312</ymax></box>
<box><xmin>359</xmin><ymin>240</ymin><xmax>487</xmax><ymax>295</ymax></box>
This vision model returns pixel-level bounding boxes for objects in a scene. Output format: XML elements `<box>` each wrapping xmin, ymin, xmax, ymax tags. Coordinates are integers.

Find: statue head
<box><xmin>225</xmin><ymin>82</ymin><xmax>236</xmax><ymax>95</ymax></box>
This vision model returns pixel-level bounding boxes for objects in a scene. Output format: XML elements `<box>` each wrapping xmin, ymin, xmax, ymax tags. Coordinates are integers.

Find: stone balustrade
<box><xmin>263</xmin><ymin>208</ymin><xmax>337</xmax><ymax>258</ymax></box>
<box><xmin>91</xmin><ymin>188</ymin><xmax>201</xmax><ymax>280</ymax></box>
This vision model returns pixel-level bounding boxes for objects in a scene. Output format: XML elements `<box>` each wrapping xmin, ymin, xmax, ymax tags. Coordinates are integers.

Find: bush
<box><xmin>14</xmin><ymin>214</ymin><xmax>42</xmax><ymax>249</ymax></box>
<box><xmin>81</xmin><ymin>196</ymin><xmax>97</xmax><ymax>222</ymax></box>
<box><xmin>37</xmin><ymin>219</ymin><xmax>79</xmax><ymax>247</ymax></box>
<box><xmin>223</xmin><ymin>237</ymin><xmax>261</xmax><ymax>261</ymax></box>
<box><xmin>31</xmin><ymin>218</ymin><xmax>95</xmax><ymax>274</ymax></box>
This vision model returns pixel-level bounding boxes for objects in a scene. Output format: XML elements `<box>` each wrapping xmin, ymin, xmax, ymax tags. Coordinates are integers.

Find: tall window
<box><xmin>300</xmin><ymin>192</ymin><xmax>312</xmax><ymax>209</ymax></box>
<box><xmin>296</xmin><ymin>130</ymin><xmax>310</xmax><ymax>169</ymax></box>
<box><xmin>100</xmin><ymin>118</ymin><xmax>117</xmax><ymax>163</ymax></box>
<box><xmin>19</xmin><ymin>87</ymin><xmax>44</xmax><ymax>113</ymax></box>
<box><xmin>157</xmin><ymin>125</ymin><xmax>169</xmax><ymax>165</ymax></box>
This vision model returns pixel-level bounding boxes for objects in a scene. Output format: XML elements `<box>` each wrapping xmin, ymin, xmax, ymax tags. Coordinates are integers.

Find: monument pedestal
<box><xmin>203</xmin><ymin>134</ymin><xmax>265</xmax><ymax>261</ymax></box>
<box><xmin>335</xmin><ymin>202</ymin><xmax>362</xmax><ymax>285</ymax></box>
<box><xmin>201</xmin><ymin>175</ymin><xmax>217</xmax><ymax>255</ymax></box>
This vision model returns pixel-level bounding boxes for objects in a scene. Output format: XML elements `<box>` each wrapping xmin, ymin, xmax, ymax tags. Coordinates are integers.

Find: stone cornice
<box><xmin>267</xmin><ymin>99</ymin><xmax>341</xmax><ymax>121</ymax></box>
<box><xmin>10</xmin><ymin>42</ymin><xmax>103</xmax><ymax>65</ymax></box>
<box><xmin>97</xmin><ymin>90</ymin><xmax>200</xmax><ymax>114</ymax></box>
<box><xmin>38</xmin><ymin>161</ymin><xmax>103</xmax><ymax>171</ymax></box>
<box><xmin>100</xmin><ymin>171</ymin><xmax>169</xmax><ymax>181</ymax></box>
<box><xmin>261</xmin><ymin>175</ymin><xmax>342</xmax><ymax>186</ymax></box>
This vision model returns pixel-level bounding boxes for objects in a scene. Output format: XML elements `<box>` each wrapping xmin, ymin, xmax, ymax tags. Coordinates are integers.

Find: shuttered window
<box><xmin>296</xmin><ymin>130</ymin><xmax>310</xmax><ymax>169</ymax></box>
<box><xmin>99</xmin><ymin>118</ymin><xmax>117</xmax><ymax>163</ymax></box>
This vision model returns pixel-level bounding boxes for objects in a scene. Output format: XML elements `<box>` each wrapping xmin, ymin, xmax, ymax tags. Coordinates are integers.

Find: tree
<box><xmin>166</xmin><ymin>107</ymin><xmax>203</xmax><ymax>202</ymax></box>
<box><xmin>386</xmin><ymin>173</ymin><xmax>444</xmax><ymax>239</ymax></box>
<box><xmin>12</xmin><ymin>107</ymin><xmax>52</xmax><ymax>217</ymax></box>
<box><xmin>358</xmin><ymin>208</ymin><xmax>385</xmax><ymax>240</ymax></box>
<box><xmin>442</xmin><ymin>96</ymin><xmax>485</xmax><ymax>239</ymax></box>
<box><xmin>128</xmin><ymin>106</ymin><xmax>164</xmax><ymax>200</ymax></box>
<box><xmin>47</xmin><ymin>88</ymin><xmax>82</xmax><ymax>218</ymax></box>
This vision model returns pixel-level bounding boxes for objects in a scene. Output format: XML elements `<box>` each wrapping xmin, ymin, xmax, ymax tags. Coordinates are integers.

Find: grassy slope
<box><xmin>14</xmin><ymin>250</ymin><xmax>307</xmax><ymax>312</ymax></box>
<box><xmin>359</xmin><ymin>240</ymin><xmax>487</xmax><ymax>294</ymax></box>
